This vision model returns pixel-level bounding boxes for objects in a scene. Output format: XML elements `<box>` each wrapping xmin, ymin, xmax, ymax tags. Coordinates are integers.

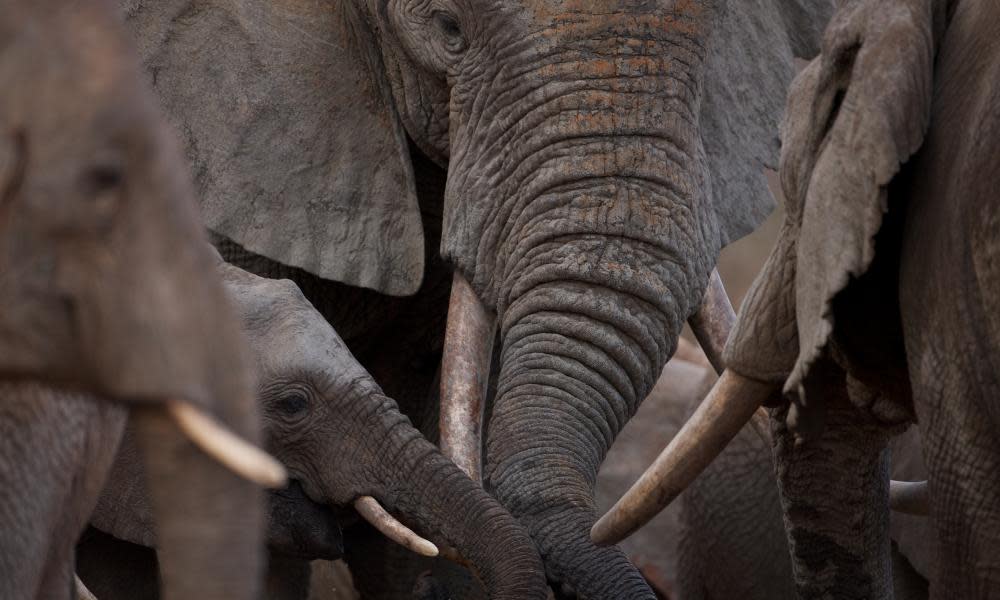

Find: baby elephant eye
<box><xmin>276</xmin><ymin>391</ymin><xmax>310</xmax><ymax>416</ymax></box>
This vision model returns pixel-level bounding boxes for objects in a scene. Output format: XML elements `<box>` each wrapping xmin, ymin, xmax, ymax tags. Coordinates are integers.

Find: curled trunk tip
<box><xmin>591</xmin><ymin>370</ymin><xmax>773</xmax><ymax>545</ymax></box>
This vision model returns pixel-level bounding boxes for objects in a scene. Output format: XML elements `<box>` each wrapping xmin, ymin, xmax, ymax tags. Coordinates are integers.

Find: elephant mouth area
<box><xmin>267</xmin><ymin>480</ymin><xmax>345</xmax><ymax>560</ymax></box>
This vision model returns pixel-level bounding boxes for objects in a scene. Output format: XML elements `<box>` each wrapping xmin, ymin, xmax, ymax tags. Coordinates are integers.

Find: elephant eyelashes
<box><xmin>432</xmin><ymin>11</ymin><xmax>465</xmax><ymax>53</ymax></box>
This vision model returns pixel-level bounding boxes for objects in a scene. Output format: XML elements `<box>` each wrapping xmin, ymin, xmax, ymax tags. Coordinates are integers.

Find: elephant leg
<box><xmin>677</xmin><ymin>422</ymin><xmax>794</xmax><ymax>600</ymax></box>
<box><xmin>0</xmin><ymin>384</ymin><xmax>126</xmax><ymax>600</ymax></box>
<box><xmin>771</xmin><ymin>368</ymin><xmax>895</xmax><ymax>600</ymax></box>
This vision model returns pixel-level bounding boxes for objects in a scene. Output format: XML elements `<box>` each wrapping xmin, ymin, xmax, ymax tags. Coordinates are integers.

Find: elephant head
<box><xmin>123</xmin><ymin>0</ymin><xmax>835</xmax><ymax>594</ymax></box>
<box><xmin>90</xmin><ymin>262</ymin><xmax>548</xmax><ymax>599</ymax></box>
<box><xmin>596</xmin><ymin>0</ymin><xmax>952</xmax><ymax>596</ymax></box>
<box><xmin>0</xmin><ymin>1</ymin><xmax>284</xmax><ymax>598</ymax></box>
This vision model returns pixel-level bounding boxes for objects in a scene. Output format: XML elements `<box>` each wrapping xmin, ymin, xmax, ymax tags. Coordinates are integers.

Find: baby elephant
<box><xmin>81</xmin><ymin>262</ymin><xmax>546</xmax><ymax>600</ymax></box>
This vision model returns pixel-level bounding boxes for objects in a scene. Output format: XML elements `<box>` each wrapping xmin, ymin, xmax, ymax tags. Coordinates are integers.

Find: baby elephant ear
<box><xmin>125</xmin><ymin>1</ymin><xmax>423</xmax><ymax>296</ymax></box>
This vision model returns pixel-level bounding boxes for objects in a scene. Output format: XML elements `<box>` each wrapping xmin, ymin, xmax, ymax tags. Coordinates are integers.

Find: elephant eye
<box><xmin>432</xmin><ymin>11</ymin><xmax>466</xmax><ymax>53</ymax></box>
<box><xmin>85</xmin><ymin>164</ymin><xmax>123</xmax><ymax>193</ymax></box>
<box><xmin>276</xmin><ymin>390</ymin><xmax>310</xmax><ymax>416</ymax></box>
<box><xmin>80</xmin><ymin>161</ymin><xmax>124</xmax><ymax>226</ymax></box>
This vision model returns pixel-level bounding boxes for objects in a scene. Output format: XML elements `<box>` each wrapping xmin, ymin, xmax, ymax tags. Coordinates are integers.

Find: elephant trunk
<box><xmin>441</xmin><ymin>14</ymin><xmax>719</xmax><ymax>595</ymax></box>
<box><xmin>485</xmin><ymin>272</ymin><xmax>684</xmax><ymax>598</ymax></box>
<box><xmin>771</xmin><ymin>373</ymin><xmax>894</xmax><ymax>599</ymax></box>
<box><xmin>359</xmin><ymin>395</ymin><xmax>548</xmax><ymax>599</ymax></box>
<box><xmin>131</xmin><ymin>406</ymin><xmax>266</xmax><ymax>600</ymax></box>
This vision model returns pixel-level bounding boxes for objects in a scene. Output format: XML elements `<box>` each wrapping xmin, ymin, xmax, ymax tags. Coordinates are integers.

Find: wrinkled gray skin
<box><xmin>0</xmin><ymin>1</ymin><xmax>264</xmax><ymax>598</ymax></box>
<box><xmin>121</xmin><ymin>0</ymin><xmax>836</xmax><ymax>595</ymax></box>
<box><xmin>676</xmin><ymin>408</ymin><xmax>930</xmax><ymax>600</ymax></box>
<box><xmin>82</xmin><ymin>263</ymin><xmax>546</xmax><ymax>600</ymax></box>
<box><xmin>596</xmin><ymin>359</ymin><xmax>928</xmax><ymax>600</ymax></box>
<box><xmin>722</xmin><ymin>1</ymin><xmax>1000</xmax><ymax>597</ymax></box>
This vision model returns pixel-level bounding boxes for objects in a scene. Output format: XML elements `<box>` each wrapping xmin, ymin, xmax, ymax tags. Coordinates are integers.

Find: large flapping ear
<box><xmin>123</xmin><ymin>0</ymin><xmax>424</xmax><ymax>296</ymax></box>
<box><xmin>699</xmin><ymin>0</ymin><xmax>833</xmax><ymax>246</ymax></box>
<box><xmin>782</xmin><ymin>0</ymin><xmax>943</xmax><ymax>397</ymax></box>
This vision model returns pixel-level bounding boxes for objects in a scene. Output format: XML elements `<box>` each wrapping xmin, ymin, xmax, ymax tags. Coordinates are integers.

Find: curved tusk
<box><xmin>76</xmin><ymin>574</ymin><xmax>97</xmax><ymax>600</ymax></box>
<box><xmin>889</xmin><ymin>480</ymin><xmax>929</xmax><ymax>516</ymax></box>
<box><xmin>687</xmin><ymin>269</ymin><xmax>736</xmax><ymax>375</ymax></box>
<box><xmin>439</xmin><ymin>272</ymin><xmax>496</xmax><ymax>483</ymax></box>
<box><xmin>354</xmin><ymin>496</ymin><xmax>439</xmax><ymax>557</ymax></box>
<box><xmin>166</xmin><ymin>401</ymin><xmax>287</xmax><ymax>489</ymax></box>
<box><xmin>672</xmin><ymin>337</ymin><xmax>710</xmax><ymax>369</ymax></box>
<box><xmin>592</xmin><ymin>370</ymin><xmax>775</xmax><ymax>545</ymax></box>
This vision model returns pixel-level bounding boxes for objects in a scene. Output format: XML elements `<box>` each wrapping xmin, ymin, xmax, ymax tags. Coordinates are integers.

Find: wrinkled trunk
<box><xmin>485</xmin><ymin>279</ymin><xmax>682</xmax><ymax>598</ymax></box>
<box><xmin>459</xmin><ymin>36</ymin><xmax>714</xmax><ymax>596</ymax></box>
<box><xmin>132</xmin><ymin>407</ymin><xmax>265</xmax><ymax>600</ymax></box>
<box><xmin>770</xmin><ymin>370</ymin><xmax>894</xmax><ymax>600</ymax></box>
<box><xmin>344</xmin><ymin>395</ymin><xmax>547</xmax><ymax>599</ymax></box>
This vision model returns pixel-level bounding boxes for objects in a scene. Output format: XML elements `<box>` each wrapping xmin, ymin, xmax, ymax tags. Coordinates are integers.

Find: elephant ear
<box><xmin>781</xmin><ymin>0</ymin><xmax>942</xmax><ymax>396</ymax></box>
<box><xmin>123</xmin><ymin>0</ymin><xmax>423</xmax><ymax>296</ymax></box>
<box><xmin>699</xmin><ymin>0</ymin><xmax>833</xmax><ymax>246</ymax></box>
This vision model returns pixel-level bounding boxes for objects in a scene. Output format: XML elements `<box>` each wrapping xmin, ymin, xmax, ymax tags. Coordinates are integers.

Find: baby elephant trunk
<box><xmin>359</xmin><ymin>395</ymin><xmax>549</xmax><ymax>600</ymax></box>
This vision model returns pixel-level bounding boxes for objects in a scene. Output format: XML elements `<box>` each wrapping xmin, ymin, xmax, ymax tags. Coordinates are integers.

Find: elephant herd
<box><xmin>0</xmin><ymin>0</ymin><xmax>997</xmax><ymax>599</ymax></box>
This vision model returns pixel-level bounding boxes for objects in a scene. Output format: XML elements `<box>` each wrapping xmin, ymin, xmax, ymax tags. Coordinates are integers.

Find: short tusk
<box><xmin>439</xmin><ymin>272</ymin><xmax>496</xmax><ymax>482</ymax></box>
<box><xmin>889</xmin><ymin>480</ymin><xmax>929</xmax><ymax>516</ymax></box>
<box><xmin>76</xmin><ymin>574</ymin><xmax>97</xmax><ymax>600</ymax></box>
<box><xmin>687</xmin><ymin>269</ymin><xmax>736</xmax><ymax>375</ymax></box>
<box><xmin>592</xmin><ymin>370</ymin><xmax>775</xmax><ymax>545</ymax></box>
<box><xmin>354</xmin><ymin>496</ymin><xmax>439</xmax><ymax>557</ymax></box>
<box><xmin>166</xmin><ymin>401</ymin><xmax>287</xmax><ymax>489</ymax></box>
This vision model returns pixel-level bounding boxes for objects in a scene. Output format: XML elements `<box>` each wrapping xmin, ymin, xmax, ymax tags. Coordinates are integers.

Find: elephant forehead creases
<box><xmin>527</xmin><ymin>0</ymin><xmax>708</xmax><ymax>35</ymax></box>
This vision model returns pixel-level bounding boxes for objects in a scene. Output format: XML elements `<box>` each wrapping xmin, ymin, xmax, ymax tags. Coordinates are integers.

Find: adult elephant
<box><xmin>122</xmin><ymin>0</ymin><xmax>834</xmax><ymax>596</ymax></box>
<box><xmin>597</xmin><ymin>1</ymin><xmax>1000</xmax><ymax>598</ymax></box>
<box><xmin>597</xmin><ymin>351</ymin><xmax>929</xmax><ymax>600</ymax></box>
<box><xmin>0</xmin><ymin>1</ymin><xmax>282</xmax><ymax>598</ymax></box>
<box><xmin>79</xmin><ymin>262</ymin><xmax>546</xmax><ymax>600</ymax></box>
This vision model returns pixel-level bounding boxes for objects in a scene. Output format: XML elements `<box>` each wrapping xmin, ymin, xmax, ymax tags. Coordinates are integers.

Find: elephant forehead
<box><xmin>526</xmin><ymin>0</ymin><xmax>706</xmax><ymax>26</ymax></box>
<box><xmin>224</xmin><ymin>276</ymin><xmax>369</xmax><ymax>385</ymax></box>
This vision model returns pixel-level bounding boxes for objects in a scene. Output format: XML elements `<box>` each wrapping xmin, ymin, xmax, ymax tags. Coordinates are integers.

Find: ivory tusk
<box><xmin>166</xmin><ymin>401</ymin><xmax>287</xmax><ymax>489</ymax></box>
<box><xmin>591</xmin><ymin>370</ymin><xmax>774</xmax><ymax>545</ymax></box>
<box><xmin>687</xmin><ymin>269</ymin><xmax>736</xmax><ymax>375</ymax></box>
<box><xmin>76</xmin><ymin>575</ymin><xmax>97</xmax><ymax>600</ymax></box>
<box><xmin>439</xmin><ymin>272</ymin><xmax>496</xmax><ymax>482</ymax></box>
<box><xmin>354</xmin><ymin>496</ymin><xmax>439</xmax><ymax>557</ymax></box>
<box><xmin>889</xmin><ymin>480</ymin><xmax>929</xmax><ymax>516</ymax></box>
<box><xmin>673</xmin><ymin>337</ymin><xmax>711</xmax><ymax>369</ymax></box>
